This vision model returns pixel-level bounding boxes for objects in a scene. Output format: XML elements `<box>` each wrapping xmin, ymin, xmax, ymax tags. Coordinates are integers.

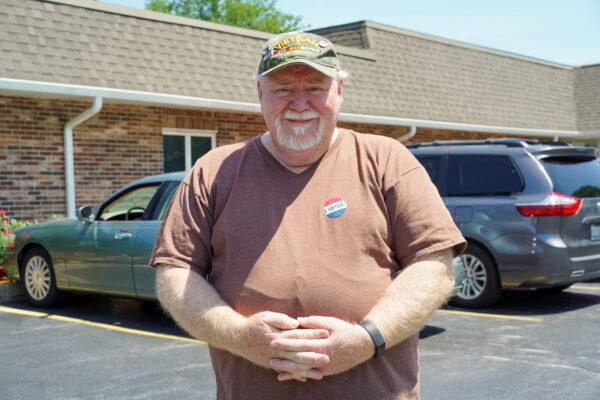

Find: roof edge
<box><xmin>42</xmin><ymin>0</ymin><xmax>373</xmax><ymax>60</ymax></box>
<box><xmin>361</xmin><ymin>20</ymin><xmax>575</xmax><ymax>70</ymax></box>
<box><xmin>0</xmin><ymin>77</ymin><xmax>591</xmax><ymax>138</ymax></box>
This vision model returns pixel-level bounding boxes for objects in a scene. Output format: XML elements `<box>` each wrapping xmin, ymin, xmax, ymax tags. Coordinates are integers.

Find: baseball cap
<box><xmin>257</xmin><ymin>31</ymin><xmax>341</xmax><ymax>78</ymax></box>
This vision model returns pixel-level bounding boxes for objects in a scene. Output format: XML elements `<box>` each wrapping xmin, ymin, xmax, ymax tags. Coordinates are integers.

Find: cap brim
<box><xmin>260</xmin><ymin>59</ymin><xmax>338</xmax><ymax>79</ymax></box>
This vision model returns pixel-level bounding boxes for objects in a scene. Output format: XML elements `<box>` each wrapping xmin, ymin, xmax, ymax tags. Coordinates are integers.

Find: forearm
<box><xmin>364</xmin><ymin>248</ymin><xmax>455</xmax><ymax>348</ymax></box>
<box><xmin>155</xmin><ymin>265</ymin><xmax>245</xmax><ymax>351</ymax></box>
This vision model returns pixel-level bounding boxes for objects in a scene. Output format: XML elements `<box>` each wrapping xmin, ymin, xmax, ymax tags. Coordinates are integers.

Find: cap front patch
<box><xmin>322</xmin><ymin>197</ymin><xmax>348</xmax><ymax>219</ymax></box>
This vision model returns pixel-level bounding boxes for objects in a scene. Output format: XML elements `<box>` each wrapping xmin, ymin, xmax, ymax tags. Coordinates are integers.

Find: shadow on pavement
<box><xmin>2</xmin><ymin>293</ymin><xmax>189</xmax><ymax>338</ymax></box>
<box><xmin>447</xmin><ymin>285</ymin><xmax>600</xmax><ymax>317</ymax></box>
<box><xmin>419</xmin><ymin>325</ymin><xmax>446</xmax><ymax>339</ymax></box>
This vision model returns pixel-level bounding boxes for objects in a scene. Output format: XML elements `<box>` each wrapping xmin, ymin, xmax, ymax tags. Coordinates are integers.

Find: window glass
<box><xmin>99</xmin><ymin>185</ymin><xmax>160</xmax><ymax>221</ymax></box>
<box><xmin>415</xmin><ymin>156</ymin><xmax>442</xmax><ymax>191</ymax></box>
<box><xmin>156</xmin><ymin>183</ymin><xmax>179</xmax><ymax>220</ymax></box>
<box><xmin>448</xmin><ymin>155</ymin><xmax>523</xmax><ymax>196</ymax></box>
<box><xmin>163</xmin><ymin>135</ymin><xmax>185</xmax><ymax>172</ymax></box>
<box><xmin>191</xmin><ymin>137</ymin><xmax>212</xmax><ymax>164</ymax></box>
<box><xmin>541</xmin><ymin>157</ymin><xmax>600</xmax><ymax>198</ymax></box>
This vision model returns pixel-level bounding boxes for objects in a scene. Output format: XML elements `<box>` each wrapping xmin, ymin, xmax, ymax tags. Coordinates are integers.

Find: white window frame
<box><xmin>162</xmin><ymin>128</ymin><xmax>217</xmax><ymax>171</ymax></box>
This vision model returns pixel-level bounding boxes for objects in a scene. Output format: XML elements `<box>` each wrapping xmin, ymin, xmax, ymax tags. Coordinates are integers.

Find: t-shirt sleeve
<box><xmin>385</xmin><ymin>164</ymin><xmax>466</xmax><ymax>268</ymax></box>
<box><xmin>148</xmin><ymin>166</ymin><xmax>214</xmax><ymax>276</ymax></box>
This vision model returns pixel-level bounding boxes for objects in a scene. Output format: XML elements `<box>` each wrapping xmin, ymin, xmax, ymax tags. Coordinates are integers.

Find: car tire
<box><xmin>451</xmin><ymin>242</ymin><xmax>501</xmax><ymax>308</ymax></box>
<box><xmin>20</xmin><ymin>247</ymin><xmax>65</xmax><ymax>307</ymax></box>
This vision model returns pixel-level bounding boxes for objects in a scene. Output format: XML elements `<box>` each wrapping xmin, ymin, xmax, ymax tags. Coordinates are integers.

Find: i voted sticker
<box><xmin>322</xmin><ymin>197</ymin><xmax>348</xmax><ymax>219</ymax></box>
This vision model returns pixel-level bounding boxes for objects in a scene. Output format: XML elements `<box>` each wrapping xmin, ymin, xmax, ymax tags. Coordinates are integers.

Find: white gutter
<box><xmin>576</xmin><ymin>130</ymin><xmax>600</xmax><ymax>139</ymax></box>
<box><xmin>397</xmin><ymin>126</ymin><xmax>417</xmax><ymax>142</ymax></box>
<box><xmin>64</xmin><ymin>97</ymin><xmax>103</xmax><ymax>219</ymax></box>
<box><xmin>1</xmin><ymin>77</ymin><xmax>598</xmax><ymax>139</ymax></box>
<box><xmin>337</xmin><ymin>112</ymin><xmax>581</xmax><ymax>138</ymax></box>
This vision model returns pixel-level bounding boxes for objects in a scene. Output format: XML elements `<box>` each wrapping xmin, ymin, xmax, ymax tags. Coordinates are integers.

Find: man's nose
<box><xmin>288</xmin><ymin>92</ymin><xmax>310</xmax><ymax>111</ymax></box>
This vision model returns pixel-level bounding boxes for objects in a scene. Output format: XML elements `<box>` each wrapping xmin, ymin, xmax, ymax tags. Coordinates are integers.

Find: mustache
<box><xmin>282</xmin><ymin>109</ymin><xmax>321</xmax><ymax>120</ymax></box>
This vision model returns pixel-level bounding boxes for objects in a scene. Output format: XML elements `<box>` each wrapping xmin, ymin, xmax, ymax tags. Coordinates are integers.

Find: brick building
<box><xmin>1</xmin><ymin>0</ymin><xmax>599</xmax><ymax>220</ymax></box>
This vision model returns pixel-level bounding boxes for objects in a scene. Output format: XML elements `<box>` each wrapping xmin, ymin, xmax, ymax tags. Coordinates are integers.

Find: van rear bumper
<box><xmin>490</xmin><ymin>234</ymin><xmax>600</xmax><ymax>288</ymax></box>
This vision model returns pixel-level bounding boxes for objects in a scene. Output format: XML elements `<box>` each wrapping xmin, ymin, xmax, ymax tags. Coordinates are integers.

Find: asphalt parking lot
<box><xmin>1</xmin><ymin>280</ymin><xmax>599</xmax><ymax>400</ymax></box>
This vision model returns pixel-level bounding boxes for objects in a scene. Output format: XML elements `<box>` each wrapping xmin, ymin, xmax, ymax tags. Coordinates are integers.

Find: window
<box><xmin>163</xmin><ymin>129</ymin><xmax>216</xmax><ymax>172</ymax></box>
<box><xmin>99</xmin><ymin>185</ymin><xmax>161</xmax><ymax>221</ymax></box>
<box><xmin>447</xmin><ymin>155</ymin><xmax>523</xmax><ymax>196</ymax></box>
<box><xmin>155</xmin><ymin>182</ymin><xmax>179</xmax><ymax>220</ymax></box>
<box><xmin>415</xmin><ymin>156</ymin><xmax>442</xmax><ymax>191</ymax></box>
<box><xmin>541</xmin><ymin>157</ymin><xmax>600</xmax><ymax>198</ymax></box>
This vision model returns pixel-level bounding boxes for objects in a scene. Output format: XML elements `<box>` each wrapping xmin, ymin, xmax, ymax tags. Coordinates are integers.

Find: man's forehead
<box><xmin>266</xmin><ymin>64</ymin><xmax>332</xmax><ymax>84</ymax></box>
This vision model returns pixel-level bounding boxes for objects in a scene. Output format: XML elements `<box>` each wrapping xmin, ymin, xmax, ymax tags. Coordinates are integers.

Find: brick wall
<box><xmin>1</xmin><ymin>94</ymin><xmax>528</xmax><ymax>220</ymax></box>
<box><xmin>0</xmin><ymin>96</ymin><xmax>163</xmax><ymax>220</ymax></box>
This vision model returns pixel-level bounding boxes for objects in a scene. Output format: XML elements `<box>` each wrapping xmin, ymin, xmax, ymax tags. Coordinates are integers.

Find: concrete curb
<box><xmin>0</xmin><ymin>281</ymin><xmax>24</xmax><ymax>302</ymax></box>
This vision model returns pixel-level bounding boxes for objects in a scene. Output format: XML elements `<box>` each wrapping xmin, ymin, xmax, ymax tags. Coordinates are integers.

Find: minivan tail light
<box><xmin>516</xmin><ymin>192</ymin><xmax>582</xmax><ymax>217</ymax></box>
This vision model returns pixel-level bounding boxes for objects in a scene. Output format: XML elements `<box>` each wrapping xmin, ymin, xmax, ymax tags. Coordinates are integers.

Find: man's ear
<box><xmin>257</xmin><ymin>80</ymin><xmax>263</xmax><ymax>101</ymax></box>
<box><xmin>337</xmin><ymin>79</ymin><xmax>344</xmax><ymax>96</ymax></box>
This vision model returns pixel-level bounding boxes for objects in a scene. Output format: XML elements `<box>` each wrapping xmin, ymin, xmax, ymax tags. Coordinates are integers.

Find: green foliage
<box><xmin>573</xmin><ymin>185</ymin><xmax>600</xmax><ymax>198</ymax></box>
<box><xmin>145</xmin><ymin>0</ymin><xmax>304</xmax><ymax>33</ymax></box>
<box><xmin>0</xmin><ymin>210</ymin><xmax>37</xmax><ymax>269</ymax></box>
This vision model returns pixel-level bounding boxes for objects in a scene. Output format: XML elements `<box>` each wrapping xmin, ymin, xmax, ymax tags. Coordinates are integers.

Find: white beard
<box><xmin>275</xmin><ymin>109</ymin><xmax>325</xmax><ymax>151</ymax></box>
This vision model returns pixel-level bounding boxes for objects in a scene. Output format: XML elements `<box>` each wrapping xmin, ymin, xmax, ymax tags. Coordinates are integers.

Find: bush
<box><xmin>0</xmin><ymin>210</ymin><xmax>37</xmax><ymax>269</ymax></box>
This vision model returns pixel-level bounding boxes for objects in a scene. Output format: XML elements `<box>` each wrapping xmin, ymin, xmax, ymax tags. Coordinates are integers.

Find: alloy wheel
<box><xmin>24</xmin><ymin>255</ymin><xmax>52</xmax><ymax>301</ymax></box>
<box><xmin>457</xmin><ymin>253</ymin><xmax>487</xmax><ymax>300</ymax></box>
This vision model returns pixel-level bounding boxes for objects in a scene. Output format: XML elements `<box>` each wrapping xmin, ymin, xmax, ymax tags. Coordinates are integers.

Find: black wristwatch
<box><xmin>359</xmin><ymin>319</ymin><xmax>386</xmax><ymax>358</ymax></box>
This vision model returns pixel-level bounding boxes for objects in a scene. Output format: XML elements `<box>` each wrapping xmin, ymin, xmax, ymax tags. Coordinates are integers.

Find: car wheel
<box><xmin>20</xmin><ymin>247</ymin><xmax>64</xmax><ymax>307</ymax></box>
<box><xmin>451</xmin><ymin>243</ymin><xmax>501</xmax><ymax>308</ymax></box>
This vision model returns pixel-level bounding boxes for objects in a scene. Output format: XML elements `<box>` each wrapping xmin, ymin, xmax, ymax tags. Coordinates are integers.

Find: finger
<box><xmin>279</xmin><ymin>351</ymin><xmax>329</xmax><ymax>368</ymax></box>
<box><xmin>271</xmin><ymin>338</ymin><xmax>329</xmax><ymax>355</ymax></box>
<box><xmin>261</xmin><ymin>312</ymin><xmax>300</xmax><ymax>330</ymax></box>
<box><xmin>277</xmin><ymin>372</ymin><xmax>303</xmax><ymax>382</ymax></box>
<box><xmin>269</xmin><ymin>358</ymin><xmax>315</xmax><ymax>374</ymax></box>
<box><xmin>278</xmin><ymin>369</ymin><xmax>323</xmax><ymax>381</ymax></box>
<box><xmin>297</xmin><ymin>316</ymin><xmax>335</xmax><ymax>330</ymax></box>
<box><xmin>277</xmin><ymin>329</ymin><xmax>329</xmax><ymax>340</ymax></box>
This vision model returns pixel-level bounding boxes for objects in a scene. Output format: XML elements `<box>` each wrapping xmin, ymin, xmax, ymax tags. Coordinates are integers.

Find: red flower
<box><xmin>4</xmin><ymin>230</ymin><xmax>12</xmax><ymax>235</ymax></box>
<box><xmin>0</xmin><ymin>210</ymin><xmax>6</xmax><ymax>216</ymax></box>
<box><xmin>2</xmin><ymin>219</ymin><xmax>9</xmax><ymax>226</ymax></box>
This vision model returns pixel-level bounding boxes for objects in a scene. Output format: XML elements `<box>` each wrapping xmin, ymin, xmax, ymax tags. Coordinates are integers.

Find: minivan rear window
<box><xmin>541</xmin><ymin>157</ymin><xmax>600</xmax><ymax>198</ymax></box>
<box><xmin>448</xmin><ymin>155</ymin><xmax>524</xmax><ymax>196</ymax></box>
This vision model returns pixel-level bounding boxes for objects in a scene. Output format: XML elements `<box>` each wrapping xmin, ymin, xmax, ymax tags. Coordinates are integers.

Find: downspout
<box><xmin>397</xmin><ymin>126</ymin><xmax>417</xmax><ymax>142</ymax></box>
<box><xmin>64</xmin><ymin>97</ymin><xmax>103</xmax><ymax>218</ymax></box>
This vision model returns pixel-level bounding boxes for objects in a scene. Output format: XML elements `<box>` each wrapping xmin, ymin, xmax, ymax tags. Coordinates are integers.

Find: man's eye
<box><xmin>274</xmin><ymin>88</ymin><xmax>291</xmax><ymax>94</ymax></box>
<box><xmin>308</xmin><ymin>87</ymin><xmax>324</xmax><ymax>94</ymax></box>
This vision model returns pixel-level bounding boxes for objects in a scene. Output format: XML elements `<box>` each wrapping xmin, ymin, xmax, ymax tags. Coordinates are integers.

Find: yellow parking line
<box><xmin>437</xmin><ymin>309</ymin><xmax>543</xmax><ymax>322</ymax></box>
<box><xmin>0</xmin><ymin>305</ymin><xmax>203</xmax><ymax>344</ymax></box>
<box><xmin>570</xmin><ymin>285</ymin><xmax>600</xmax><ymax>292</ymax></box>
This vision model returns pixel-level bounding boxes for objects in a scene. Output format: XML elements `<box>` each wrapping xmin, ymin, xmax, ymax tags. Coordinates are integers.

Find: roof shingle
<box><xmin>0</xmin><ymin>0</ymin><xmax>597</xmax><ymax>131</ymax></box>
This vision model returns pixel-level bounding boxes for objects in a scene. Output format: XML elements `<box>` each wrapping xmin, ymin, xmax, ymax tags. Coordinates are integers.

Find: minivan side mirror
<box><xmin>76</xmin><ymin>205</ymin><xmax>94</xmax><ymax>222</ymax></box>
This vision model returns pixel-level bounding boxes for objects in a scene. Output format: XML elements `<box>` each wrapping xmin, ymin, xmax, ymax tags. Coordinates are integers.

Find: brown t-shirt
<box><xmin>150</xmin><ymin>129</ymin><xmax>466</xmax><ymax>400</ymax></box>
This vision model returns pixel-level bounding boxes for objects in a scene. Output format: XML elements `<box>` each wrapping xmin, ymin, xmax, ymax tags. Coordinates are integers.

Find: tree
<box><xmin>145</xmin><ymin>0</ymin><xmax>304</xmax><ymax>33</ymax></box>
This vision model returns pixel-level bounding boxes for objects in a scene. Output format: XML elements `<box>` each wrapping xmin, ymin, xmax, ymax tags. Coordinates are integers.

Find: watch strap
<box><xmin>359</xmin><ymin>319</ymin><xmax>385</xmax><ymax>358</ymax></box>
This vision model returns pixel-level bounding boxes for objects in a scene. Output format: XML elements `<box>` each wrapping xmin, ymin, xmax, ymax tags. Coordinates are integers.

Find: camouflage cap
<box><xmin>258</xmin><ymin>31</ymin><xmax>341</xmax><ymax>78</ymax></box>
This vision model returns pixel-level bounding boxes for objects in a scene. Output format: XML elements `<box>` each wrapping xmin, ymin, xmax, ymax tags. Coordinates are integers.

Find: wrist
<box><xmin>358</xmin><ymin>319</ymin><xmax>386</xmax><ymax>358</ymax></box>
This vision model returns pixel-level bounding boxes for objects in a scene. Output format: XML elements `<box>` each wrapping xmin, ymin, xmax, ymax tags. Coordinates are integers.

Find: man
<box><xmin>150</xmin><ymin>31</ymin><xmax>466</xmax><ymax>399</ymax></box>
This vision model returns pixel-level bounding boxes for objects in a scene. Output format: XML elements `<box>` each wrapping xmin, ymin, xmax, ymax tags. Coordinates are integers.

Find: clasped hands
<box><xmin>236</xmin><ymin>311</ymin><xmax>375</xmax><ymax>383</ymax></box>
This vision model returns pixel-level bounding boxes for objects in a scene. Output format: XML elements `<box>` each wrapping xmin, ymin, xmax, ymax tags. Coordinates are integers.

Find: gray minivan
<box><xmin>409</xmin><ymin>138</ymin><xmax>600</xmax><ymax>307</ymax></box>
